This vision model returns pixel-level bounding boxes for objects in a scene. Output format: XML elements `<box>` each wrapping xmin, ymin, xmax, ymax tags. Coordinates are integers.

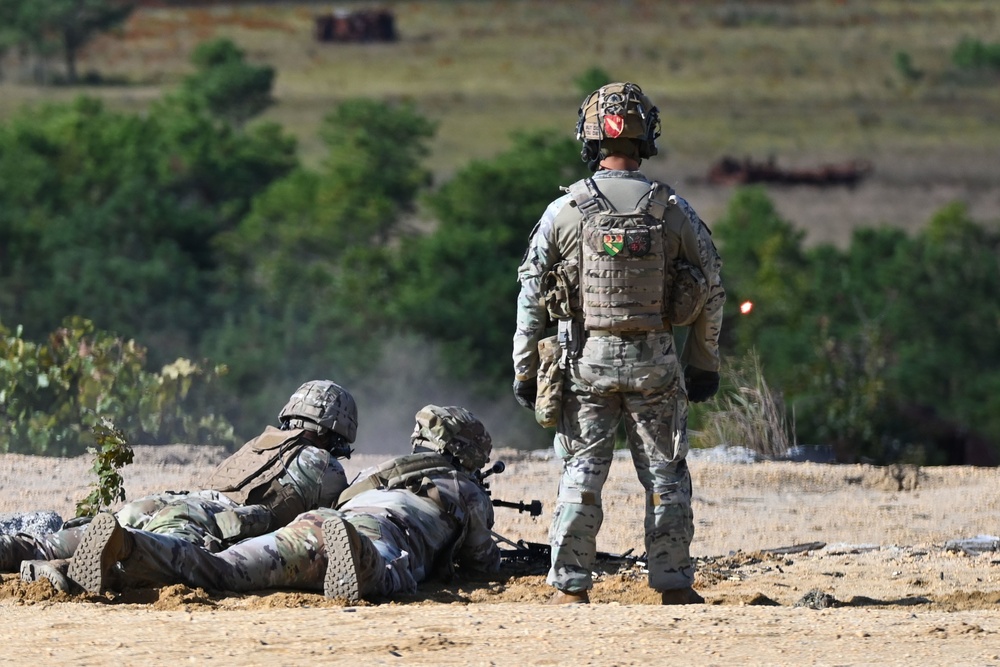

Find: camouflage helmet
<box><xmin>279</xmin><ymin>380</ymin><xmax>358</xmax><ymax>446</ymax></box>
<box><xmin>410</xmin><ymin>405</ymin><xmax>492</xmax><ymax>473</ymax></box>
<box><xmin>576</xmin><ymin>81</ymin><xmax>661</xmax><ymax>169</ymax></box>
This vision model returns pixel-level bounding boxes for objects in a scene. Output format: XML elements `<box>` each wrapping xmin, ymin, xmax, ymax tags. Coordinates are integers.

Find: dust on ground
<box><xmin>2</xmin><ymin>445</ymin><xmax>1000</xmax><ymax>665</ymax></box>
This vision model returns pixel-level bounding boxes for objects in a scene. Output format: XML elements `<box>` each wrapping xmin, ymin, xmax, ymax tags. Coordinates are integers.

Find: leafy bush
<box><xmin>711</xmin><ymin>188</ymin><xmax>1000</xmax><ymax>464</ymax></box>
<box><xmin>75</xmin><ymin>418</ymin><xmax>134</xmax><ymax>517</ymax></box>
<box><xmin>0</xmin><ymin>317</ymin><xmax>238</xmax><ymax>456</ymax></box>
<box><xmin>894</xmin><ymin>51</ymin><xmax>923</xmax><ymax>82</ymax></box>
<box><xmin>951</xmin><ymin>36</ymin><xmax>1000</xmax><ymax>73</ymax></box>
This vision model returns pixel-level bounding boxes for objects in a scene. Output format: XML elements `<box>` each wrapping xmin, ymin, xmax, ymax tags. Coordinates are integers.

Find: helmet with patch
<box><xmin>410</xmin><ymin>405</ymin><xmax>492</xmax><ymax>473</ymax></box>
<box><xmin>279</xmin><ymin>380</ymin><xmax>358</xmax><ymax>457</ymax></box>
<box><xmin>576</xmin><ymin>81</ymin><xmax>661</xmax><ymax>170</ymax></box>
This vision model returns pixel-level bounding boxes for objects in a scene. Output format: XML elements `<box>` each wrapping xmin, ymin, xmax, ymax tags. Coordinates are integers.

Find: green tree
<box><xmin>0</xmin><ymin>0</ymin><xmax>135</xmax><ymax>84</ymax></box>
<box><xmin>573</xmin><ymin>66</ymin><xmax>613</xmax><ymax>97</ymax></box>
<box><xmin>75</xmin><ymin>418</ymin><xmax>134</xmax><ymax>517</ymax></box>
<box><xmin>711</xmin><ymin>189</ymin><xmax>1000</xmax><ymax>463</ymax></box>
<box><xmin>0</xmin><ymin>94</ymin><xmax>295</xmax><ymax>362</ymax></box>
<box><xmin>206</xmin><ymin>99</ymin><xmax>436</xmax><ymax>429</ymax></box>
<box><xmin>388</xmin><ymin>131</ymin><xmax>586</xmax><ymax>386</ymax></box>
<box><xmin>952</xmin><ymin>36</ymin><xmax>1000</xmax><ymax>73</ymax></box>
<box><xmin>886</xmin><ymin>204</ymin><xmax>1000</xmax><ymax>446</ymax></box>
<box><xmin>712</xmin><ymin>186</ymin><xmax>812</xmax><ymax>379</ymax></box>
<box><xmin>176</xmin><ymin>37</ymin><xmax>275</xmax><ymax>128</ymax></box>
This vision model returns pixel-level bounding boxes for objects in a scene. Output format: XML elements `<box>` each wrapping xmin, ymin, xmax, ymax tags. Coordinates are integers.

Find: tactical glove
<box><xmin>512</xmin><ymin>378</ymin><xmax>537</xmax><ymax>410</ymax></box>
<box><xmin>684</xmin><ymin>366</ymin><xmax>720</xmax><ymax>403</ymax></box>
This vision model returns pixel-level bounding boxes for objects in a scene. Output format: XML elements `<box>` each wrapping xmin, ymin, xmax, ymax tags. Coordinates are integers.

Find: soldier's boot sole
<box><xmin>322</xmin><ymin>516</ymin><xmax>361</xmax><ymax>603</ymax></box>
<box><xmin>67</xmin><ymin>512</ymin><xmax>127</xmax><ymax>594</ymax></box>
<box><xmin>20</xmin><ymin>559</ymin><xmax>74</xmax><ymax>593</ymax></box>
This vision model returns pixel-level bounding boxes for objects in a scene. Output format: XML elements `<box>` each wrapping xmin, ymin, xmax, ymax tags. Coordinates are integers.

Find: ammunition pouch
<box><xmin>240</xmin><ymin>478</ymin><xmax>308</xmax><ymax>533</ymax></box>
<box><xmin>541</xmin><ymin>261</ymin><xmax>579</xmax><ymax>321</ymax></box>
<box><xmin>534</xmin><ymin>335</ymin><xmax>564</xmax><ymax>428</ymax></box>
<box><xmin>665</xmin><ymin>259</ymin><xmax>709</xmax><ymax>327</ymax></box>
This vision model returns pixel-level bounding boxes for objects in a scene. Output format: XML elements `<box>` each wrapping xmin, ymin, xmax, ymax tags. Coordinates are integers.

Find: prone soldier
<box><xmin>66</xmin><ymin>405</ymin><xmax>501</xmax><ymax>602</ymax></box>
<box><xmin>2</xmin><ymin>379</ymin><xmax>358</xmax><ymax>590</ymax></box>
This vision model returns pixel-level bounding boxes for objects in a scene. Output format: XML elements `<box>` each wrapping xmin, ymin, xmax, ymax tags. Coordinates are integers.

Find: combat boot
<box><xmin>67</xmin><ymin>512</ymin><xmax>134</xmax><ymax>594</ymax></box>
<box><xmin>0</xmin><ymin>534</ymin><xmax>33</xmax><ymax>571</ymax></box>
<box><xmin>548</xmin><ymin>589</ymin><xmax>590</xmax><ymax>605</ymax></box>
<box><xmin>660</xmin><ymin>586</ymin><xmax>705</xmax><ymax>605</ymax></box>
<box><xmin>20</xmin><ymin>558</ymin><xmax>74</xmax><ymax>593</ymax></box>
<box><xmin>322</xmin><ymin>515</ymin><xmax>376</xmax><ymax>603</ymax></box>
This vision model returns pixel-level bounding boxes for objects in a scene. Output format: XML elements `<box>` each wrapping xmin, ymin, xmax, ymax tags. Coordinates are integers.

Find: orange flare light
<box><xmin>740</xmin><ymin>301</ymin><xmax>753</xmax><ymax>315</ymax></box>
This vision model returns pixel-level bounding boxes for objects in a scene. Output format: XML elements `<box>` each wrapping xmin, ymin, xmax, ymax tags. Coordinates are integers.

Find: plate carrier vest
<box><xmin>568</xmin><ymin>177</ymin><xmax>673</xmax><ymax>333</ymax></box>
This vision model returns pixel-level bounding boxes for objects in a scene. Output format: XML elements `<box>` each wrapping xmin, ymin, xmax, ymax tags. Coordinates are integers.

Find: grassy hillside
<box><xmin>1</xmin><ymin>0</ymin><xmax>999</xmax><ymax>241</ymax></box>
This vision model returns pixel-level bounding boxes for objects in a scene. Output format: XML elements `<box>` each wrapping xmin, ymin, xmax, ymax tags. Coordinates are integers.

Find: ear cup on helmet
<box><xmin>580</xmin><ymin>141</ymin><xmax>600</xmax><ymax>171</ymax></box>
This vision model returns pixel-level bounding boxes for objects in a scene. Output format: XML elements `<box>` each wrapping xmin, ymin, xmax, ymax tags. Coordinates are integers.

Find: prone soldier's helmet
<box><xmin>279</xmin><ymin>380</ymin><xmax>358</xmax><ymax>457</ymax></box>
<box><xmin>410</xmin><ymin>405</ymin><xmax>492</xmax><ymax>473</ymax></box>
<box><xmin>576</xmin><ymin>81</ymin><xmax>661</xmax><ymax>171</ymax></box>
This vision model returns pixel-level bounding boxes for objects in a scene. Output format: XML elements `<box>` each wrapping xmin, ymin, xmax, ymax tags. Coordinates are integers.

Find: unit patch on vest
<box><xmin>625</xmin><ymin>228</ymin><xmax>651</xmax><ymax>257</ymax></box>
<box><xmin>602</xmin><ymin>233</ymin><xmax>624</xmax><ymax>256</ymax></box>
<box><xmin>602</xmin><ymin>114</ymin><xmax>625</xmax><ymax>138</ymax></box>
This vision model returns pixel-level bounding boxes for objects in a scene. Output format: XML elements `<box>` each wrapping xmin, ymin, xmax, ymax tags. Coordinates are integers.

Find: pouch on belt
<box><xmin>534</xmin><ymin>335</ymin><xmax>563</xmax><ymax>428</ymax></box>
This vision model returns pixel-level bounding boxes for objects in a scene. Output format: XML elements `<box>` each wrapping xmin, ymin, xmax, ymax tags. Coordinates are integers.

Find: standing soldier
<box><xmin>512</xmin><ymin>82</ymin><xmax>725</xmax><ymax>605</ymax></box>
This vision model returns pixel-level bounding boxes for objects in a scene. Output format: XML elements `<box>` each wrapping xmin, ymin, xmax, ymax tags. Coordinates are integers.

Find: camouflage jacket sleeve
<box><xmin>453</xmin><ymin>476</ymin><xmax>501</xmax><ymax>574</ymax></box>
<box><xmin>513</xmin><ymin>193</ymin><xmax>573</xmax><ymax>381</ymax></box>
<box><xmin>316</xmin><ymin>458</ymin><xmax>349</xmax><ymax>508</ymax></box>
<box><xmin>674</xmin><ymin>196</ymin><xmax>726</xmax><ymax>372</ymax></box>
<box><xmin>280</xmin><ymin>447</ymin><xmax>347</xmax><ymax>510</ymax></box>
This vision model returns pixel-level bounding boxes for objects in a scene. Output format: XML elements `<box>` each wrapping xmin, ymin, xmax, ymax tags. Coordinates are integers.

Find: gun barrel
<box><xmin>492</xmin><ymin>498</ymin><xmax>543</xmax><ymax>517</ymax></box>
<box><xmin>478</xmin><ymin>460</ymin><xmax>506</xmax><ymax>482</ymax></box>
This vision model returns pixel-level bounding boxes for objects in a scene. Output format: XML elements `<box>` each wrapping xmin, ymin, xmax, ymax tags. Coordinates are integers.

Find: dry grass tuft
<box><xmin>699</xmin><ymin>350</ymin><xmax>795</xmax><ymax>459</ymax></box>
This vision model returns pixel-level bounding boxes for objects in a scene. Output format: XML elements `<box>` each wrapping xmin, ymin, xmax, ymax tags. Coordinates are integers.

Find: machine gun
<box><xmin>477</xmin><ymin>461</ymin><xmax>644</xmax><ymax>571</ymax></box>
<box><xmin>474</xmin><ymin>461</ymin><xmax>543</xmax><ymax>517</ymax></box>
<box><xmin>492</xmin><ymin>534</ymin><xmax>646</xmax><ymax>571</ymax></box>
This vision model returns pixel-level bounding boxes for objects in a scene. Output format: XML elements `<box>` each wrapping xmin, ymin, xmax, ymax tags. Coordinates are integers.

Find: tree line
<box><xmin>0</xmin><ymin>38</ymin><xmax>997</xmax><ymax>464</ymax></box>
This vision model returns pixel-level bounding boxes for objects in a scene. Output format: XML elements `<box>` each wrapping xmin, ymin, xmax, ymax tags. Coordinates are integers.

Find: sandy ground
<box><xmin>2</xmin><ymin>445</ymin><xmax>1000</xmax><ymax>666</ymax></box>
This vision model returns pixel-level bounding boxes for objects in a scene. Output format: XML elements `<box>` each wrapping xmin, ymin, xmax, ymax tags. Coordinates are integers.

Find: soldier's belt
<box><xmin>588</xmin><ymin>324</ymin><xmax>672</xmax><ymax>338</ymax></box>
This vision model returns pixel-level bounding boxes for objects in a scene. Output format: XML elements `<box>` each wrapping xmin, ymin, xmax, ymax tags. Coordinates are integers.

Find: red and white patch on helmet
<box><xmin>602</xmin><ymin>114</ymin><xmax>625</xmax><ymax>138</ymax></box>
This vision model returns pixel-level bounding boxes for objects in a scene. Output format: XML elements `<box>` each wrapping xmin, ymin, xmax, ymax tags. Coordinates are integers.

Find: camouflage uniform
<box><xmin>0</xmin><ymin>431</ymin><xmax>346</xmax><ymax>571</ymax></box>
<box><xmin>513</xmin><ymin>169</ymin><xmax>724</xmax><ymax>593</ymax></box>
<box><xmin>83</xmin><ymin>459</ymin><xmax>499</xmax><ymax>597</ymax></box>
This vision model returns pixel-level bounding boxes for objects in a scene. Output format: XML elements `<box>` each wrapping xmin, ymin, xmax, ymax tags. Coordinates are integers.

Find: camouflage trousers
<box><xmin>0</xmin><ymin>491</ymin><xmax>237</xmax><ymax>571</ymax></box>
<box><xmin>116</xmin><ymin>508</ymin><xmax>418</xmax><ymax>597</ymax></box>
<box><xmin>548</xmin><ymin>330</ymin><xmax>694</xmax><ymax>593</ymax></box>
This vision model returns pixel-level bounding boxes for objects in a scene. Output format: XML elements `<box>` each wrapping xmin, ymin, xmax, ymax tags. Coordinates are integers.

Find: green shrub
<box><xmin>894</xmin><ymin>51</ymin><xmax>923</xmax><ymax>82</ymax></box>
<box><xmin>951</xmin><ymin>36</ymin><xmax>1000</xmax><ymax>72</ymax></box>
<box><xmin>75</xmin><ymin>418</ymin><xmax>134</xmax><ymax>518</ymax></box>
<box><xmin>0</xmin><ymin>317</ymin><xmax>238</xmax><ymax>456</ymax></box>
